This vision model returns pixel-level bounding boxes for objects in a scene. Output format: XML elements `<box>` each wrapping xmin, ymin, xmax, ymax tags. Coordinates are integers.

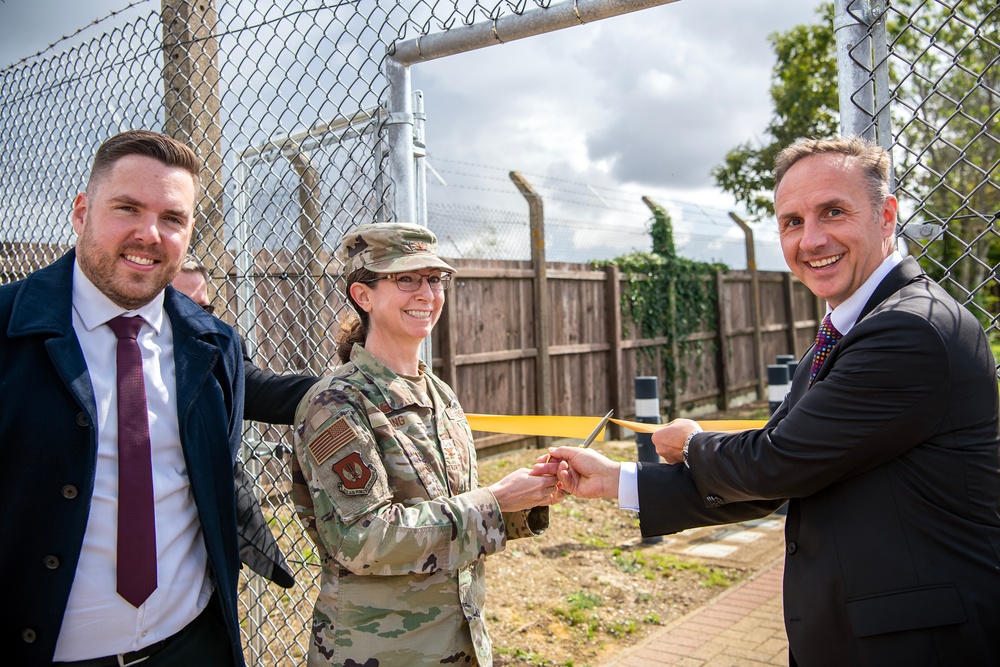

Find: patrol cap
<box><xmin>339</xmin><ymin>222</ymin><xmax>456</xmax><ymax>275</ymax></box>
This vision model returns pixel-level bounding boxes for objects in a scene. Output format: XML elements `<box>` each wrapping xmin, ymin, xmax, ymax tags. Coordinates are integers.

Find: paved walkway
<box><xmin>604</xmin><ymin>557</ymin><xmax>787</xmax><ymax>667</ymax></box>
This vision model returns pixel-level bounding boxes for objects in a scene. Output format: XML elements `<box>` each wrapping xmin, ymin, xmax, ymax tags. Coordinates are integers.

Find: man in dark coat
<box><xmin>1</xmin><ymin>130</ymin><xmax>247</xmax><ymax>666</ymax></box>
<box><xmin>172</xmin><ymin>255</ymin><xmax>320</xmax><ymax>587</ymax></box>
<box><xmin>537</xmin><ymin>136</ymin><xmax>1000</xmax><ymax>666</ymax></box>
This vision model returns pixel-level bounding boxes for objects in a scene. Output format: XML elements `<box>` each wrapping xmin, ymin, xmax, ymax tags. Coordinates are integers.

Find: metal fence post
<box><xmin>634</xmin><ymin>376</ymin><xmax>662</xmax><ymax>544</ymax></box>
<box><xmin>511</xmin><ymin>171</ymin><xmax>552</xmax><ymax>448</ymax></box>
<box><xmin>161</xmin><ymin>0</ymin><xmax>225</xmax><ymax>282</ymax></box>
<box><xmin>730</xmin><ymin>213</ymin><xmax>765</xmax><ymax>401</ymax></box>
<box><xmin>767</xmin><ymin>364</ymin><xmax>790</xmax><ymax>415</ymax></box>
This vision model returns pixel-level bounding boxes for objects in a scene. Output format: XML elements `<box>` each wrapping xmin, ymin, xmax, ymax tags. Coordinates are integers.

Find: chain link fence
<box><xmin>888</xmin><ymin>0</ymin><xmax>999</xmax><ymax>337</ymax></box>
<box><xmin>1</xmin><ymin>0</ymin><xmax>997</xmax><ymax>663</ymax></box>
<box><xmin>840</xmin><ymin>0</ymin><xmax>998</xmax><ymax>343</ymax></box>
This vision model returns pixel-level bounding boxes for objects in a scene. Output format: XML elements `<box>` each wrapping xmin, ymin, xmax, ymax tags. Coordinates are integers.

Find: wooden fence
<box><xmin>430</xmin><ymin>258</ymin><xmax>822</xmax><ymax>452</ymax></box>
<box><xmin>1</xmin><ymin>244</ymin><xmax>821</xmax><ymax>455</ymax></box>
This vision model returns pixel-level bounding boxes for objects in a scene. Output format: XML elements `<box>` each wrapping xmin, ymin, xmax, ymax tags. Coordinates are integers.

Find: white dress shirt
<box><xmin>53</xmin><ymin>262</ymin><xmax>212</xmax><ymax>661</ymax></box>
<box><xmin>616</xmin><ymin>252</ymin><xmax>905</xmax><ymax>511</ymax></box>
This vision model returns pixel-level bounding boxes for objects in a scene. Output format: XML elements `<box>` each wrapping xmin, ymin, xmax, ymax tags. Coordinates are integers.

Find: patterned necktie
<box><xmin>106</xmin><ymin>315</ymin><xmax>157</xmax><ymax>607</ymax></box>
<box><xmin>808</xmin><ymin>314</ymin><xmax>842</xmax><ymax>387</ymax></box>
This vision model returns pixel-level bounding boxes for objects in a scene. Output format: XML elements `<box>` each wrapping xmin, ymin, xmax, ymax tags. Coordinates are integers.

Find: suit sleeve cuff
<box><xmin>618</xmin><ymin>462</ymin><xmax>639</xmax><ymax>511</ymax></box>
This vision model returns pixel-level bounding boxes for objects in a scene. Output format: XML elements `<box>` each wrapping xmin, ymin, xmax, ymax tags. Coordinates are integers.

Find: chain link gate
<box><xmin>834</xmin><ymin>0</ymin><xmax>999</xmax><ymax>369</ymax></box>
<box><xmin>1</xmin><ymin>0</ymin><xmax>998</xmax><ymax>663</ymax></box>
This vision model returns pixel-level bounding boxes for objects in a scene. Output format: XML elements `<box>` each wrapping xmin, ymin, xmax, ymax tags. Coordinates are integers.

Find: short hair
<box><xmin>774</xmin><ymin>136</ymin><xmax>891</xmax><ymax>210</ymax></box>
<box><xmin>179</xmin><ymin>253</ymin><xmax>210</xmax><ymax>282</ymax></box>
<box><xmin>87</xmin><ymin>129</ymin><xmax>200</xmax><ymax>194</ymax></box>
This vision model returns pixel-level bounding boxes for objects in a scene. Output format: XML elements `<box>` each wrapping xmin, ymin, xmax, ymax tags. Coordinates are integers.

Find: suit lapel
<box><xmin>166</xmin><ymin>296</ymin><xmax>224</xmax><ymax>474</ymax></box>
<box><xmin>9</xmin><ymin>251</ymin><xmax>99</xmax><ymax>426</ymax></box>
<box><xmin>857</xmin><ymin>256</ymin><xmax>924</xmax><ymax>322</ymax></box>
<box><xmin>789</xmin><ymin>257</ymin><xmax>925</xmax><ymax>405</ymax></box>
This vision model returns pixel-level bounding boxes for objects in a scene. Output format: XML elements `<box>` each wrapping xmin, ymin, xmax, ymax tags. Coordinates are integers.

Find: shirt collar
<box><xmin>72</xmin><ymin>260</ymin><xmax>166</xmax><ymax>335</ymax></box>
<box><xmin>828</xmin><ymin>251</ymin><xmax>903</xmax><ymax>335</ymax></box>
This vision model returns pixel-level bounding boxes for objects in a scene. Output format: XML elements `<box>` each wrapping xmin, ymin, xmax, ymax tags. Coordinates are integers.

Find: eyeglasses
<box><xmin>365</xmin><ymin>271</ymin><xmax>452</xmax><ymax>292</ymax></box>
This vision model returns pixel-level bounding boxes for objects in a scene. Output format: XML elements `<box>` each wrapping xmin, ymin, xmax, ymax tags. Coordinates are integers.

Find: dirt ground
<box><xmin>249</xmin><ymin>401</ymin><xmax>779</xmax><ymax>666</ymax></box>
<box><xmin>479</xmin><ymin>401</ymin><xmax>778</xmax><ymax>667</ymax></box>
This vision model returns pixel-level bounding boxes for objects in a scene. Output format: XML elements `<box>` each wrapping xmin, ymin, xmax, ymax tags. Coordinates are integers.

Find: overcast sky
<box><xmin>415</xmin><ymin>0</ymin><xmax>827</xmax><ymax>204</ymax></box>
<box><xmin>0</xmin><ymin>0</ymin><xmax>829</xmax><ymax>269</ymax></box>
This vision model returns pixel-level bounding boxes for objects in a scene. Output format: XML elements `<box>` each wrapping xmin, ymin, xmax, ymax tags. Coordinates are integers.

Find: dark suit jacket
<box><xmin>636</xmin><ymin>258</ymin><xmax>1000</xmax><ymax>666</ymax></box>
<box><xmin>236</xmin><ymin>338</ymin><xmax>318</xmax><ymax>588</ymax></box>
<box><xmin>243</xmin><ymin>339</ymin><xmax>319</xmax><ymax>426</ymax></box>
<box><xmin>0</xmin><ymin>251</ymin><xmax>247</xmax><ymax>666</ymax></box>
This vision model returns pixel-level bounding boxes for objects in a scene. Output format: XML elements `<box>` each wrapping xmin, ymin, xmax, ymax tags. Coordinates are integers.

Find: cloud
<box><xmin>413</xmin><ymin>0</ymin><xmax>827</xmax><ymax>198</ymax></box>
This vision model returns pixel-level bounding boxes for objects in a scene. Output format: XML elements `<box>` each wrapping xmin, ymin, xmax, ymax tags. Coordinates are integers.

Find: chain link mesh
<box><xmin>1</xmin><ymin>0</ymin><xmax>997</xmax><ymax>662</ymax></box>
<box><xmin>881</xmin><ymin>0</ymin><xmax>998</xmax><ymax>339</ymax></box>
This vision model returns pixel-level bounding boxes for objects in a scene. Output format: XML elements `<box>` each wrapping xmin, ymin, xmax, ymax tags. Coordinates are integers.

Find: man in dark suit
<box><xmin>537</xmin><ymin>136</ymin><xmax>1000</xmax><ymax>666</ymax></box>
<box><xmin>0</xmin><ymin>130</ymin><xmax>246</xmax><ymax>666</ymax></box>
<box><xmin>171</xmin><ymin>256</ymin><xmax>319</xmax><ymax>587</ymax></box>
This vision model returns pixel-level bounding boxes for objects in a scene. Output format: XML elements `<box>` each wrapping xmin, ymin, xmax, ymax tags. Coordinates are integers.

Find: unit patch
<box><xmin>308</xmin><ymin>416</ymin><xmax>357</xmax><ymax>465</ymax></box>
<box><xmin>332</xmin><ymin>452</ymin><xmax>377</xmax><ymax>496</ymax></box>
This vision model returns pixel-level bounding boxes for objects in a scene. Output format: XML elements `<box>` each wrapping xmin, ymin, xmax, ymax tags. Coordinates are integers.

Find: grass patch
<box><xmin>553</xmin><ymin>590</ymin><xmax>604</xmax><ymax>639</ymax></box>
<box><xmin>494</xmin><ymin>647</ymin><xmax>563</xmax><ymax>666</ymax></box>
<box><xmin>610</xmin><ymin>549</ymin><xmax>739</xmax><ymax>588</ymax></box>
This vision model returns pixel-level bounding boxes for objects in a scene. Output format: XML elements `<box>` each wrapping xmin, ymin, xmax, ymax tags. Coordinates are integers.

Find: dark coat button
<box><xmin>62</xmin><ymin>485</ymin><xmax>78</xmax><ymax>499</ymax></box>
<box><xmin>786</xmin><ymin>541</ymin><xmax>798</xmax><ymax>554</ymax></box>
<box><xmin>76</xmin><ymin>412</ymin><xmax>89</xmax><ymax>427</ymax></box>
<box><xmin>22</xmin><ymin>628</ymin><xmax>37</xmax><ymax>643</ymax></box>
<box><xmin>43</xmin><ymin>555</ymin><xmax>60</xmax><ymax>569</ymax></box>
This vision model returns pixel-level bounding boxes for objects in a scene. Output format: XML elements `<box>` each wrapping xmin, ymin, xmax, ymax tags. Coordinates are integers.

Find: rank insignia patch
<box><xmin>332</xmin><ymin>452</ymin><xmax>377</xmax><ymax>496</ymax></box>
<box><xmin>308</xmin><ymin>416</ymin><xmax>356</xmax><ymax>465</ymax></box>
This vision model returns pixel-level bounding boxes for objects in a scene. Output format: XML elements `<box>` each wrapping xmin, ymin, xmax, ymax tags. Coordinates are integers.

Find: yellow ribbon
<box><xmin>465</xmin><ymin>414</ymin><xmax>766</xmax><ymax>440</ymax></box>
<box><xmin>465</xmin><ymin>414</ymin><xmax>606</xmax><ymax>440</ymax></box>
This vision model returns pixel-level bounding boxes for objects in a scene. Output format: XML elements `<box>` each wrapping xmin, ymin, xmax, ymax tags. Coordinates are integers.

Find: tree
<box><xmin>712</xmin><ymin>2</ymin><xmax>838</xmax><ymax>220</ymax></box>
<box><xmin>716</xmin><ymin>0</ymin><xmax>998</xmax><ymax>323</ymax></box>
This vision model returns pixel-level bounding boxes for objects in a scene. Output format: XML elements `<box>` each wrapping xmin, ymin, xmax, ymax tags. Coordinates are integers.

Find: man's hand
<box><xmin>651</xmin><ymin>418</ymin><xmax>702</xmax><ymax>464</ymax></box>
<box><xmin>488</xmin><ymin>468</ymin><xmax>562</xmax><ymax>512</ymax></box>
<box><xmin>530</xmin><ymin>447</ymin><xmax>620</xmax><ymax>500</ymax></box>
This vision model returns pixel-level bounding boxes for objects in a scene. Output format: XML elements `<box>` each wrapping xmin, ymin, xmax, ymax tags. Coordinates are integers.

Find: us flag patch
<box><xmin>308</xmin><ymin>417</ymin><xmax>357</xmax><ymax>465</ymax></box>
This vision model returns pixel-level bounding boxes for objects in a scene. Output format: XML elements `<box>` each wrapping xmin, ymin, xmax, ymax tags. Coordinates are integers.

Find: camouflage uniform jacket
<box><xmin>292</xmin><ymin>344</ymin><xmax>548</xmax><ymax>666</ymax></box>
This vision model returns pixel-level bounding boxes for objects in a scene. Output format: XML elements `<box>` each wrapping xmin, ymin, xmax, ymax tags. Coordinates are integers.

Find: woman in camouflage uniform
<box><xmin>293</xmin><ymin>222</ymin><xmax>558</xmax><ymax>666</ymax></box>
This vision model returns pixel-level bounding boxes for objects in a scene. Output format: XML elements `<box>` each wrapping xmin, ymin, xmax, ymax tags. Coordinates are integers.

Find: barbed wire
<box><xmin>1</xmin><ymin>0</ymin><xmax>154</xmax><ymax>72</ymax></box>
<box><xmin>429</xmin><ymin>154</ymin><xmax>746</xmax><ymax>216</ymax></box>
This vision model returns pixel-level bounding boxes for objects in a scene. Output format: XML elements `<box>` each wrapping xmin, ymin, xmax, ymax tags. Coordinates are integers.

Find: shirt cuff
<box><xmin>618</xmin><ymin>462</ymin><xmax>640</xmax><ymax>511</ymax></box>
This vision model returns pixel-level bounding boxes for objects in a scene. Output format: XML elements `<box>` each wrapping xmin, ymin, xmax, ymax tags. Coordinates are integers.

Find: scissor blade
<box><xmin>580</xmin><ymin>409</ymin><xmax>614</xmax><ymax>448</ymax></box>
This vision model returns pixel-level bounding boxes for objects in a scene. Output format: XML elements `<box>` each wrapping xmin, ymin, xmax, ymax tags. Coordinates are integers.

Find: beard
<box><xmin>75</xmin><ymin>222</ymin><xmax>181</xmax><ymax>311</ymax></box>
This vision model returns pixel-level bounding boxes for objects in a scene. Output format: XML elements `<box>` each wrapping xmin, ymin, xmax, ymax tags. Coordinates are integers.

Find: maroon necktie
<box><xmin>808</xmin><ymin>314</ymin><xmax>842</xmax><ymax>387</ymax></box>
<box><xmin>107</xmin><ymin>315</ymin><xmax>157</xmax><ymax>607</ymax></box>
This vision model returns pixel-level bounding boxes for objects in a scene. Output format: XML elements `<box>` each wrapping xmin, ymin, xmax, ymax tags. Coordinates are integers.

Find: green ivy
<box><xmin>594</xmin><ymin>206</ymin><xmax>726</xmax><ymax>408</ymax></box>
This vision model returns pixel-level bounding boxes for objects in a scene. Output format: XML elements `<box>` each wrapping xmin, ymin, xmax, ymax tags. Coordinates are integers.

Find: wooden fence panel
<box><xmin>722</xmin><ymin>271</ymin><xmax>760</xmax><ymax>396</ymax></box>
<box><xmin>791</xmin><ymin>279</ymin><xmax>824</xmax><ymax>355</ymax></box>
<box><xmin>758</xmin><ymin>272</ymin><xmax>796</xmax><ymax>368</ymax></box>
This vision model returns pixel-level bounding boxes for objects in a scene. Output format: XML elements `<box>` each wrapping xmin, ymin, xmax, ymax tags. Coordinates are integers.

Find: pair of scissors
<box><xmin>544</xmin><ymin>409</ymin><xmax>614</xmax><ymax>463</ymax></box>
<box><xmin>549</xmin><ymin>409</ymin><xmax>614</xmax><ymax>494</ymax></box>
<box><xmin>580</xmin><ymin>409</ymin><xmax>614</xmax><ymax>448</ymax></box>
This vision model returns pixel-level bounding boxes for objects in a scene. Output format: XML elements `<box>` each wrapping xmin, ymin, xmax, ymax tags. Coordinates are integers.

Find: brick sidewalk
<box><xmin>603</xmin><ymin>557</ymin><xmax>787</xmax><ymax>667</ymax></box>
